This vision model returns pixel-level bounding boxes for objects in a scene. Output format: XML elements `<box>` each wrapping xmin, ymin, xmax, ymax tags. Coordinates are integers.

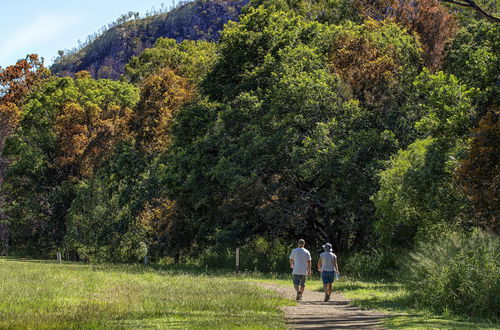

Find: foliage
<box><xmin>372</xmin><ymin>138</ymin><xmax>470</xmax><ymax>247</ymax></box>
<box><xmin>0</xmin><ymin>56</ymin><xmax>49</xmax><ymax>252</ymax></box>
<box><xmin>0</xmin><ymin>103</ymin><xmax>20</xmax><ymax>154</ymax></box>
<box><xmin>327</xmin><ymin>19</ymin><xmax>422</xmax><ymax>108</ymax></box>
<box><xmin>412</xmin><ymin>69</ymin><xmax>475</xmax><ymax>139</ymax></box>
<box><xmin>443</xmin><ymin>19</ymin><xmax>500</xmax><ymax>113</ymax></box>
<box><xmin>2</xmin><ymin>75</ymin><xmax>139</xmax><ymax>254</ymax></box>
<box><xmin>251</xmin><ymin>0</ymin><xmax>362</xmax><ymax>24</ymax></box>
<box><xmin>455</xmin><ymin>109</ymin><xmax>499</xmax><ymax>232</ymax></box>
<box><xmin>355</xmin><ymin>0</ymin><xmax>456</xmax><ymax>67</ymax></box>
<box><xmin>0</xmin><ymin>54</ymin><xmax>49</xmax><ymax>106</ymax></box>
<box><xmin>402</xmin><ymin>229</ymin><xmax>500</xmax><ymax>319</ymax></box>
<box><xmin>124</xmin><ymin>38</ymin><xmax>217</xmax><ymax>84</ymax></box>
<box><xmin>132</xmin><ymin>68</ymin><xmax>195</xmax><ymax>154</ymax></box>
<box><xmin>341</xmin><ymin>248</ymin><xmax>404</xmax><ymax>279</ymax></box>
<box><xmin>167</xmin><ymin>7</ymin><xmax>420</xmax><ymax>253</ymax></box>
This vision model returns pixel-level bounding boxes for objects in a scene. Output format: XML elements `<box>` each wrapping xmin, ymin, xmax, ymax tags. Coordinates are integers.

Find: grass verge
<box><xmin>0</xmin><ymin>258</ymin><xmax>292</xmax><ymax>329</ymax></box>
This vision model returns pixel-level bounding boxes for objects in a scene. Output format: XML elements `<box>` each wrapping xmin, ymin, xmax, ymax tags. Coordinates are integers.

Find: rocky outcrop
<box><xmin>51</xmin><ymin>0</ymin><xmax>248</xmax><ymax>79</ymax></box>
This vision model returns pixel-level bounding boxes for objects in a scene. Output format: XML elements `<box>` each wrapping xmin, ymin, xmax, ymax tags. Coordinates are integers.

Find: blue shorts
<box><xmin>293</xmin><ymin>275</ymin><xmax>306</xmax><ymax>287</ymax></box>
<box><xmin>322</xmin><ymin>271</ymin><xmax>336</xmax><ymax>284</ymax></box>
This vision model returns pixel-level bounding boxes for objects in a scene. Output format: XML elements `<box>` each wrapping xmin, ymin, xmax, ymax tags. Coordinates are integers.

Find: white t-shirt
<box><xmin>319</xmin><ymin>251</ymin><xmax>337</xmax><ymax>272</ymax></box>
<box><xmin>289</xmin><ymin>247</ymin><xmax>312</xmax><ymax>275</ymax></box>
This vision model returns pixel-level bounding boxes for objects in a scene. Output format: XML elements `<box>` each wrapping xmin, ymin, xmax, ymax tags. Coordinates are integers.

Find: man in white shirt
<box><xmin>289</xmin><ymin>239</ymin><xmax>312</xmax><ymax>300</ymax></box>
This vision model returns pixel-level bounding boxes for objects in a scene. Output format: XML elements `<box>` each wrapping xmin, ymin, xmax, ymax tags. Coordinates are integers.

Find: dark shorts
<box><xmin>293</xmin><ymin>274</ymin><xmax>306</xmax><ymax>287</ymax></box>
<box><xmin>322</xmin><ymin>271</ymin><xmax>336</xmax><ymax>284</ymax></box>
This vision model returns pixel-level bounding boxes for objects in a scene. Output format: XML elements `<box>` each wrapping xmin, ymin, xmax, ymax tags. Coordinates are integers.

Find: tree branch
<box><xmin>441</xmin><ymin>0</ymin><xmax>500</xmax><ymax>24</ymax></box>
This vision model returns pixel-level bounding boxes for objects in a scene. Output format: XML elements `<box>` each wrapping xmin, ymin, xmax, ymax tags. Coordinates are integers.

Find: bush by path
<box><xmin>403</xmin><ymin>230</ymin><xmax>500</xmax><ymax>320</ymax></box>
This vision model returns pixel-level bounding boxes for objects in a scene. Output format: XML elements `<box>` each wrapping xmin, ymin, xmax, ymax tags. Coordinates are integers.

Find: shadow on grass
<box><xmin>386</xmin><ymin>314</ymin><xmax>500</xmax><ymax>329</ymax></box>
<box><xmin>337</xmin><ymin>283</ymin><xmax>402</xmax><ymax>291</ymax></box>
<box><xmin>1</xmin><ymin>257</ymin><xmax>291</xmax><ymax>280</ymax></box>
<box><xmin>349</xmin><ymin>294</ymin><xmax>412</xmax><ymax>312</ymax></box>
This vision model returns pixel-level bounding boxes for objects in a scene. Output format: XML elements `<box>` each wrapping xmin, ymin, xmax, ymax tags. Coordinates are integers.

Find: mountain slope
<box><xmin>50</xmin><ymin>0</ymin><xmax>248</xmax><ymax>79</ymax></box>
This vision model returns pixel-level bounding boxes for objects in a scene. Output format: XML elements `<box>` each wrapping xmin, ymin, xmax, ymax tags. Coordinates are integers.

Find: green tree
<box><xmin>372</xmin><ymin>70</ymin><xmax>475</xmax><ymax>247</ymax></box>
<box><xmin>3</xmin><ymin>75</ymin><xmax>139</xmax><ymax>255</ymax></box>
<box><xmin>443</xmin><ymin>20</ymin><xmax>500</xmax><ymax>114</ymax></box>
<box><xmin>124</xmin><ymin>38</ymin><xmax>217</xmax><ymax>85</ymax></box>
<box><xmin>165</xmin><ymin>7</ymin><xmax>408</xmax><ymax>252</ymax></box>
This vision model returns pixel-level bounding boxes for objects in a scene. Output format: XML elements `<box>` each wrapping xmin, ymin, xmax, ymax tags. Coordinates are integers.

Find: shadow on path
<box><xmin>255</xmin><ymin>282</ymin><xmax>387</xmax><ymax>329</ymax></box>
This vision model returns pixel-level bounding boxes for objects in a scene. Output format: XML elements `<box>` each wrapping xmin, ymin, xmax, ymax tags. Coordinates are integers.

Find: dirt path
<box><xmin>255</xmin><ymin>282</ymin><xmax>387</xmax><ymax>329</ymax></box>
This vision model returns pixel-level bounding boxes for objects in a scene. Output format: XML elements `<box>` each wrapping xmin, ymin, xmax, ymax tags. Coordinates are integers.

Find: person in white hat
<box><xmin>317</xmin><ymin>243</ymin><xmax>339</xmax><ymax>302</ymax></box>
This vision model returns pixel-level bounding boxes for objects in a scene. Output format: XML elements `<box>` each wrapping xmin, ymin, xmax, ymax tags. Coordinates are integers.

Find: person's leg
<box><xmin>324</xmin><ymin>272</ymin><xmax>334</xmax><ymax>301</ymax></box>
<box><xmin>300</xmin><ymin>275</ymin><xmax>306</xmax><ymax>293</ymax></box>
<box><xmin>293</xmin><ymin>275</ymin><xmax>299</xmax><ymax>292</ymax></box>
<box><xmin>322</xmin><ymin>272</ymin><xmax>329</xmax><ymax>301</ymax></box>
<box><xmin>293</xmin><ymin>275</ymin><xmax>302</xmax><ymax>300</ymax></box>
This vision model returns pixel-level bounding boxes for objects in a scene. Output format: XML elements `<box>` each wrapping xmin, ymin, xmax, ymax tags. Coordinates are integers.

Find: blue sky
<box><xmin>0</xmin><ymin>0</ymin><xmax>175</xmax><ymax>68</ymax></box>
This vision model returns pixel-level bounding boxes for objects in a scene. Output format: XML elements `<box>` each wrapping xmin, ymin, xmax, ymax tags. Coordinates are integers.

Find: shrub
<box><xmin>342</xmin><ymin>248</ymin><xmax>404</xmax><ymax>279</ymax></box>
<box><xmin>197</xmin><ymin>237</ymin><xmax>292</xmax><ymax>273</ymax></box>
<box><xmin>403</xmin><ymin>229</ymin><xmax>500</xmax><ymax>320</ymax></box>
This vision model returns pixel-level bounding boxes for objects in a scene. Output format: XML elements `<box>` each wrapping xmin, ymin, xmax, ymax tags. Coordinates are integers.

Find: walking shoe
<box><xmin>324</xmin><ymin>294</ymin><xmax>328</xmax><ymax>302</ymax></box>
<box><xmin>296</xmin><ymin>292</ymin><xmax>302</xmax><ymax>300</ymax></box>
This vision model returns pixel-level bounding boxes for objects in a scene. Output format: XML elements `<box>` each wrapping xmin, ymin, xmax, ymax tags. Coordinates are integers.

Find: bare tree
<box><xmin>441</xmin><ymin>0</ymin><xmax>500</xmax><ymax>23</ymax></box>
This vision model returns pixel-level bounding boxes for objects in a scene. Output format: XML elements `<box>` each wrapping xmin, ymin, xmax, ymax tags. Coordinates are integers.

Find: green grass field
<box><xmin>0</xmin><ymin>259</ymin><xmax>292</xmax><ymax>329</ymax></box>
<box><xmin>2</xmin><ymin>258</ymin><xmax>498</xmax><ymax>329</ymax></box>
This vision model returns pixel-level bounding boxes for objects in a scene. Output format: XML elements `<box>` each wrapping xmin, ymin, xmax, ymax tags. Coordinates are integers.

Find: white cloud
<box><xmin>0</xmin><ymin>13</ymin><xmax>81</xmax><ymax>65</ymax></box>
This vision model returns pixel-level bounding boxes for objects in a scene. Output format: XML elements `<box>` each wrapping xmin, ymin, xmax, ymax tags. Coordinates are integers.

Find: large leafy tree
<box><xmin>162</xmin><ymin>7</ymin><xmax>423</xmax><ymax>253</ymax></box>
<box><xmin>3</xmin><ymin>74</ymin><xmax>139</xmax><ymax>255</ymax></box>
<box><xmin>0</xmin><ymin>54</ymin><xmax>49</xmax><ymax>255</ymax></box>
<box><xmin>373</xmin><ymin>70</ymin><xmax>475</xmax><ymax>247</ymax></box>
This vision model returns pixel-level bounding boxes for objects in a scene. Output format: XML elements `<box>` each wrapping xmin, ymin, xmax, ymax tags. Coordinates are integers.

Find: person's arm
<box><xmin>289</xmin><ymin>258</ymin><xmax>294</xmax><ymax>270</ymax></box>
<box><xmin>307</xmin><ymin>260</ymin><xmax>312</xmax><ymax>276</ymax></box>
<box><xmin>335</xmin><ymin>257</ymin><xmax>340</xmax><ymax>274</ymax></box>
<box><xmin>317</xmin><ymin>257</ymin><xmax>322</xmax><ymax>272</ymax></box>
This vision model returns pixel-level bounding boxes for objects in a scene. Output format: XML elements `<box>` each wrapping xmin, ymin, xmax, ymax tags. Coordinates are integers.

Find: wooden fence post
<box><xmin>235</xmin><ymin>247</ymin><xmax>240</xmax><ymax>272</ymax></box>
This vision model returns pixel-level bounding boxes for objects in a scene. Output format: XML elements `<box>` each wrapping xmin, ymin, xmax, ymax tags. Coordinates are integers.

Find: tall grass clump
<box><xmin>403</xmin><ymin>229</ymin><xmax>500</xmax><ymax>320</ymax></box>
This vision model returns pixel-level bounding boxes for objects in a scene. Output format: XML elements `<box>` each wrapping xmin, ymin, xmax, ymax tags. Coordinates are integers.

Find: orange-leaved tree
<box><xmin>355</xmin><ymin>0</ymin><xmax>456</xmax><ymax>68</ymax></box>
<box><xmin>53</xmin><ymin>71</ymin><xmax>138</xmax><ymax>179</ymax></box>
<box><xmin>132</xmin><ymin>68</ymin><xmax>195</xmax><ymax>154</ymax></box>
<box><xmin>0</xmin><ymin>54</ymin><xmax>49</xmax><ymax>106</ymax></box>
<box><xmin>328</xmin><ymin>20</ymin><xmax>421</xmax><ymax>107</ymax></box>
<box><xmin>456</xmin><ymin>109</ymin><xmax>499</xmax><ymax>233</ymax></box>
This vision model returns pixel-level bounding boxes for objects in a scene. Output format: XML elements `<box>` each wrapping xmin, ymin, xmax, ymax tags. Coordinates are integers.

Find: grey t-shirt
<box><xmin>289</xmin><ymin>247</ymin><xmax>312</xmax><ymax>275</ymax></box>
<box><xmin>319</xmin><ymin>251</ymin><xmax>337</xmax><ymax>272</ymax></box>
